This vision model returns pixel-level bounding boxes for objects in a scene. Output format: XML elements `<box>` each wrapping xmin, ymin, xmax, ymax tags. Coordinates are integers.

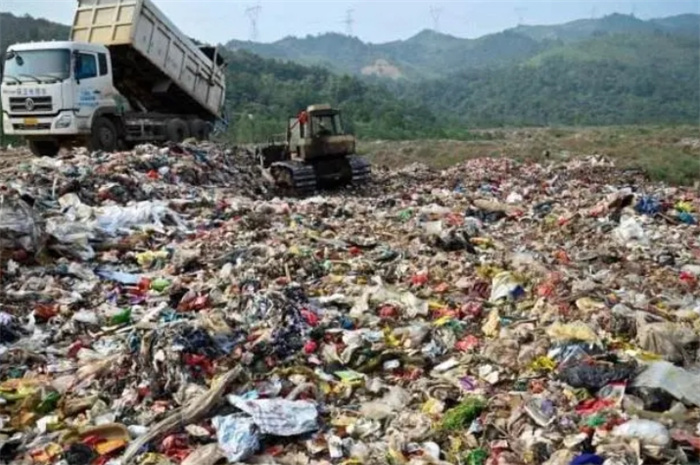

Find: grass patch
<box><xmin>360</xmin><ymin>125</ymin><xmax>700</xmax><ymax>186</ymax></box>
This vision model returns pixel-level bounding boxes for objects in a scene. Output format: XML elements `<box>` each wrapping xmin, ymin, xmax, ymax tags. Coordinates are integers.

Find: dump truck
<box><xmin>258</xmin><ymin>104</ymin><xmax>371</xmax><ymax>193</ymax></box>
<box><xmin>1</xmin><ymin>0</ymin><xmax>226</xmax><ymax>157</ymax></box>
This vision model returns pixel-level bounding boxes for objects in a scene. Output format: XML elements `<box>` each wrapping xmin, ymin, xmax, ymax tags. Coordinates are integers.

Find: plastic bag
<box><xmin>546</xmin><ymin>321</ymin><xmax>600</xmax><ymax>345</ymax></box>
<box><xmin>45</xmin><ymin>219</ymin><xmax>96</xmax><ymax>261</ymax></box>
<box><xmin>634</xmin><ymin>196</ymin><xmax>661</xmax><ymax>216</ymax></box>
<box><xmin>489</xmin><ymin>271</ymin><xmax>524</xmax><ymax>302</ymax></box>
<box><xmin>59</xmin><ymin>194</ymin><xmax>187</xmax><ymax>236</ymax></box>
<box><xmin>351</xmin><ymin>283</ymin><xmax>428</xmax><ymax>319</ymax></box>
<box><xmin>613</xmin><ymin>216</ymin><xmax>647</xmax><ymax>245</ymax></box>
<box><xmin>506</xmin><ymin>192</ymin><xmax>523</xmax><ymax>204</ymax></box>
<box><xmin>360</xmin><ymin>386</ymin><xmax>411</xmax><ymax>420</ymax></box>
<box><xmin>95</xmin><ymin>270</ymin><xmax>142</xmax><ymax>285</ymax></box>
<box><xmin>633</xmin><ymin>360</ymin><xmax>700</xmax><ymax>407</ymax></box>
<box><xmin>559</xmin><ymin>361</ymin><xmax>637</xmax><ymax>390</ymax></box>
<box><xmin>612</xmin><ymin>419</ymin><xmax>670</xmax><ymax>446</ymax></box>
<box><xmin>181</xmin><ymin>443</ymin><xmax>225</xmax><ymax>465</ymax></box>
<box><xmin>227</xmin><ymin>396</ymin><xmax>319</xmax><ymax>436</ymax></box>
<box><xmin>212</xmin><ymin>414</ymin><xmax>259</xmax><ymax>462</ymax></box>
<box><xmin>635</xmin><ymin>320</ymin><xmax>697</xmax><ymax>363</ymax></box>
<box><xmin>94</xmin><ymin>201</ymin><xmax>187</xmax><ymax>235</ymax></box>
<box><xmin>0</xmin><ymin>196</ymin><xmax>45</xmax><ymax>253</ymax></box>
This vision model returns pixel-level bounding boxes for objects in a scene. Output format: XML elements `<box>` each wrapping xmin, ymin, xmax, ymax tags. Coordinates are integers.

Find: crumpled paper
<box><xmin>227</xmin><ymin>396</ymin><xmax>319</xmax><ymax>436</ymax></box>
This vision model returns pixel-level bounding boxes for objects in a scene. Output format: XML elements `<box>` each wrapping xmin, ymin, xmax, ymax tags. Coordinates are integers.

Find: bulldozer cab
<box><xmin>288</xmin><ymin>104</ymin><xmax>355</xmax><ymax>161</ymax></box>
<box><xmin>309</xmin><ymin>111</ymin><xmax>342</xmax><ymax>137</ymax></box>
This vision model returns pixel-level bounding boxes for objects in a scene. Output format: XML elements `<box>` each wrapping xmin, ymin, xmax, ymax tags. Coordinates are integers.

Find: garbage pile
<box><xmin>1</xmin><ymin>143</ymin><xmax>700</xmax><ymax>465</ymax></box>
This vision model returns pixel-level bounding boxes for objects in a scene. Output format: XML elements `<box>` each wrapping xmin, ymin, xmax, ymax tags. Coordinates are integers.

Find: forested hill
<box><xmin>0</xmin><ymin>13</ymin><xmax>70</xmax><ymax>55</ymax></box>
<box><xmin>227</xmin><ymin>13</ymin><xmax>700</xmax><ymax>80</ymax></box>
<box><xmin>402</xmin><ymin>30</ymin><xmax>700</xmax><ymax>127</ymax></box>
<box><xmin>218</xmin><ymin>48</ymin><xmax>455</xmax><ymax>141</ymax></box>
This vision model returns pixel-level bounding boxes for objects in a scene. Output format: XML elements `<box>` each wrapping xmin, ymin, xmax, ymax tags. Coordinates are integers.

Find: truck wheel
<box><xmin>89</xmin><ymin>117</ymin><xmax>118</xmax><ymax>152</ymax></box>
<box><xmin>28</xmin><ymin>140</ymin><xmax>60</xmax><ymax>157</ymax></box>
<box><xmin>189</xmin><ymin>119</ymin><xmax>210</xmax><ymax>141</ymax></box>
<box><xmin>166</xmin><ymin>118</ymin><xmax>190</xmax><ymax>143</ymax></box>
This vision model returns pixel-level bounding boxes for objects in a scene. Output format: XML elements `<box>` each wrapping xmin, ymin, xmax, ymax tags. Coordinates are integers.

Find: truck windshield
<box><xmin>312</xmin><ymin>113</ymin><xmax>343</xmax><ymax>136</ymax></box>
<box><xmin>3</xmin><ymin>49</ymin><xmax>71</xmax><ymax>83</ymax></box>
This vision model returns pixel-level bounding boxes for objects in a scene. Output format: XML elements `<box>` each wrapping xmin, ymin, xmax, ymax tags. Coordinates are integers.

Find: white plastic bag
<box><xmin>212</xmin><ymin>414</ymin><xmax>260</xmax><ymax>462</ymax></box>
<box><xmin>613</xmin><ymin>216</ymin><xmax>647</xmax><ymax>246</ymax></box>
<box><xmin>633</xmin><ymin>360</ymin><xmax>700</xmax><ymax>407</ymax></box>
<box><xmin>612</xmin><ymin>419</ymin><xmax>670</xmax><ymax>446</ymax></box>
<box><xmin>94</xmin><ymin>201</ymin><xmax>186</xmax><ymax>235</ymax></box>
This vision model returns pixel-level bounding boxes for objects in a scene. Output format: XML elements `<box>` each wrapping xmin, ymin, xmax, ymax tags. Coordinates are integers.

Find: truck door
<box><xmin>73</xmin><ymin>51</ymin><xmax>113</xmax><ymax>123</ymax></box>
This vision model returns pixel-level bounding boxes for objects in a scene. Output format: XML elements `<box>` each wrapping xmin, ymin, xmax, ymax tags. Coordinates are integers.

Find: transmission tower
<box><xmin>590</xmin><ymin>7</ymin><xmax>598</xmax><ymax>19</ymax></box>
<box><xmin>429</xmin><ymin>6</ymin><xmax>443</xmax><ymax>32</ymax></box>
<box><xmin>245</xmin><ymin>4</ymin><xmax>262</xmax><ymax>41</ymax></box>
<box><xmin>343</xmin><ymin>9</ymin><xmax>355</xmax><ymax>36</ymax></box>
<box><xmin>514</xmin><ymin>7</ymin><xmax>526</xmax><ymax>26</ymax></box>
<box><xmin>631</xmin><ymin>2</ymin><xmax>637</xmax><ymax>17</ymax></box>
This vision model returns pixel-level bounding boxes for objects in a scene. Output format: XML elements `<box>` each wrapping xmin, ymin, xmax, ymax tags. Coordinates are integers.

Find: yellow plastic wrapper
<box><xmin>432</xmin><ymin>316</ymin><xmax>453</xmax><ymax>327</ymax></box>
<box><xmin>676</xmin><ymin>201</ymin><xmax>693</xmax><ymax>213</ymax></box>
<box><xmin>383</xmin><ymin>328</ymin><xmax>401</xmax><ymax>348</ymax></box>
<box><xmin>136</xmin><ymin>250</ymin><xmax>169</xmax><ymax>268</ymax></box>
<box><xmin>476</xmin><ymin>265</ymin><xmax>501</xmax><ymax>280</ymax></box>
<box><xmin>546</xmin><ymin>321</ymin><xmax>600</xmax><ymax>344</ymax></box>
<box><xmin>471</xmin><ymin>237</ymin><xmax>494</xmax><ymax>248</ymax></box>
<box><xmin>422</xmin><ymin>397</ymin><xmax>445</xmax><ymax>416</ymax></box>
<box><xmin>530</xmin><ymin>356</ymin><xmax>557</xmax><ymax>372</ymax></box>
<box><xmin>482</xmin><ymin>309</ymin><xmax>500</xmax><ymax>337</ymax></box>
<box><xmin>623</xmin><ymin>348</ymin><xmax>663</xmax><ymax>362</ymax></box>
<box><xmin>387</xmin><ymin>447</ymin><xmax>408</xmax><ymax>464</ymax></box>
<box><xmin>95</xmin><ymin>438</ymin><xmax>128</xmax><ymax>455</ymax></box>
<box><xmin>139</xmin><ymin>453</ymin><xmax>173</xmax><ymax>465</ymax></box>
<box><xmin>575</xmin><ymin>297</ymin><xmax>606</xmax><ymax>313</ymax></box>
<box><xmin>0</xmin><ymin>378</ymin><xmax>41</xmax><ymax>401</ymax></box>
<box><xmin>30</xmin><ymin>443</ymin><xmax>63</xmax><ymax>463</ymax></box>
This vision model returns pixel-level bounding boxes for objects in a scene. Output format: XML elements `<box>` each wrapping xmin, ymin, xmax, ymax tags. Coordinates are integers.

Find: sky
<box><xmin>2</xmin><ymin>0</ymin><xmax>698</xmax><ymax>45</ymax></box>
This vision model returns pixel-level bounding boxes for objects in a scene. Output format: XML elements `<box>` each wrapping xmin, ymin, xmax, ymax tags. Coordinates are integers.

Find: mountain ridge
<box><xmin>226</xmin><ymin>13</ymin><xmax>700</xmax><ymax>80</ymax></box>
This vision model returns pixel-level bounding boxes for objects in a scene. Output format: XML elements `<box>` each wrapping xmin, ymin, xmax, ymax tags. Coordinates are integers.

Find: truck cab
<box><xmin>2</xmin><ymin>41</ymin><xmax>125</xmax><ymax>156</ymax></box>
<box><xmin>2</xmin><ymin>0</ymin><xmax>226</xmax><ymax>157</ymax></box>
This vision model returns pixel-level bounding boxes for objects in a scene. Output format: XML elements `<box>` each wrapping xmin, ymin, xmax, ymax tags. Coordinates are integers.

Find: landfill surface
<box><xmin>1</xmin><ymin>142</ymin><xmax>700</xmax><ymax>465</ymax></box>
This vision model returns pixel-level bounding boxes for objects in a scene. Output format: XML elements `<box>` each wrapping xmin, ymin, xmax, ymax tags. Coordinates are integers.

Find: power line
<box><xmin>245</xmin><ymin>4</ymin><xmax>261</xmax><ymax>42</ymax></box>
<box><xmin>429</xmin><ymin>6</ymin><xmax>443</xmax><ymax>32</ymax></box>
<box><xmin>343</xmin><ymin>9</ymin><xmax>355</xmax><ymax>36</ymax></box>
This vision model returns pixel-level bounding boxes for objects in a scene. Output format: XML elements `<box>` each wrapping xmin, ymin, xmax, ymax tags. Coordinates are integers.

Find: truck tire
<box><xmin>189</xmin><ymin>119</ymin><xmax>210</xmax><ymax>141</ymax></box>
<box><xmin>89</xmin><ymin>116</ymin><xmax>118</xmax><ymax>153</ymax></box>
<box><xmin>166</xmin><ymin>118</ymin><xmax>190</xmax><ymax>143</ymax></box>
<box><xmin>28</xmin><ymin>140</ymin><xmax>60</xmax><ymax>157</ymax></box>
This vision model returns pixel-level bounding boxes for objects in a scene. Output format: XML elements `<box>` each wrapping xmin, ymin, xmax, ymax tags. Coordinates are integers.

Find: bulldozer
<box><xmin>257</xmin><ymin>104</ymin><xmax>371</xmax><ymax>194</ymax></box>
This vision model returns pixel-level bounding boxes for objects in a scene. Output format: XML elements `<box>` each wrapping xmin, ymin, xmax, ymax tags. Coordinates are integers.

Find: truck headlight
<box><xmin>55</xmin><ymin>113</ymin><xmax>73</xmax><ymax>129</ymax></box>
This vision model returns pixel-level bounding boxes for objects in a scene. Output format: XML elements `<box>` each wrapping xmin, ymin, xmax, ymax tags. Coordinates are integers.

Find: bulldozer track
<box><xmin>348</xmin><ymin>155</ymin><xmax>371</xmax><ymax>185</ymax></box>
<box><xmin>271</xmin><ymin>161</ymin><xmax>317</xmax><ymax>195</ymax></box>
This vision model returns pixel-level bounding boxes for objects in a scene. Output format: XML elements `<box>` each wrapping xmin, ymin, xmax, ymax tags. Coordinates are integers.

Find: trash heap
<box><xmin>1</xmin><ymin>144</ymin><xmax>699</xmax><ymax>465</ymax></box>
